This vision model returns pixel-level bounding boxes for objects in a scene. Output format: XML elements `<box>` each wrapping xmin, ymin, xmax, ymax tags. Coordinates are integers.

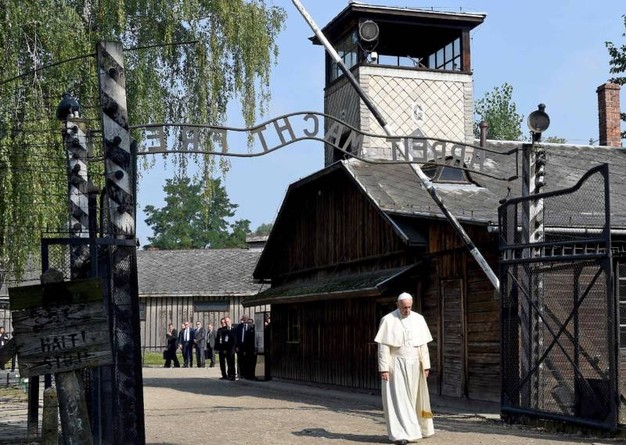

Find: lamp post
<box><xmin>525</xmin><ymin>104</ymin><xmax>550</xmax><ymax>253</ymax></box>
<box><xmin>523</xmin><ymin>104</ymin><xmax>550</xmax><ymax>409</ymax></box>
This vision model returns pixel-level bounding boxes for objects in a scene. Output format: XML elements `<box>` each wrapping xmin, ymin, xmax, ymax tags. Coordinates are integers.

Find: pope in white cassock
<box><xmin>374</xmin><ymin>292</ymin><xmax>434</xmax><ymax>444</ymax></box>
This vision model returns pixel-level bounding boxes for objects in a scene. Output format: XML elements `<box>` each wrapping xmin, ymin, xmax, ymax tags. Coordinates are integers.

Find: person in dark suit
<box><xmin>164</xmin><ymin>323</ymin><xmax>180</xmax><ymax>368</ymax></box>
<box><xmin>235</xmin><ymin>314</ymin><xmax>250</xmax><ymax>379</ymax></box>
<box><xmin>206</xmin><ymin>323</ymin><xmax>216</xmax><ymax>368</ymax></box>
<box><xmin>223</xmin><ymin>317</ymin><xmax>236</xmax><ymax>380</ymax></box>
<box><xmin>193</xmin><ymin>321</ymin><xmax>206</xmax><ymax>368</ymax></box>
<box><xmin>0</xmin><ymin>326</ymin><xmax>9</xmax><ymax>371</ymax></box>
<box><xmin>263</xmin><ymin>313</ymin><xmax>272</xmax><ymax>381</ymax></box>
<box><xmin>243</xmin><ymin>318</ymin><xmax>257</xmax><ymax>380</ymax></box>
<box><xmin>178</xmin><ymin>321</ymin><xmax>194</xmax><ymax>367</ymax></box>
<box><xmin>215</xmin><ymin>318</ymin><xmax>228</xmax><ymax>379</ymax></box>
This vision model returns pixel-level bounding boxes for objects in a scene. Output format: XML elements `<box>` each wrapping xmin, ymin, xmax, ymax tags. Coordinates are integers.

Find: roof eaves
<box><xmin>244</xmin><ymin>264</ymin><xmax>418</xmax><ymax>307</ymax></box>
<box><xmin>139</xmin><ymin>290</ymin><xmax>260</xmax><ymax>298</ymax></box>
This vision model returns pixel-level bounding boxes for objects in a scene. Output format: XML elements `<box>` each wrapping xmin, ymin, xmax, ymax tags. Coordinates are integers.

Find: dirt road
<box><xmin>143</xmin><ymin>366</ymin><xmax>621</xmax><ymax>445</ymax></box>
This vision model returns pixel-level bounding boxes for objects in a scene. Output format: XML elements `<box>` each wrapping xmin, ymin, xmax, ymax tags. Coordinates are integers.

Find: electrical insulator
<box><xmin>535</xmin><ymin>149</ymin><xmax>546</xmax><ymax>191</ymax></box>
<box><xmin>535</xmin><ymin>176</ymin><xmax>545</xmax><ymax>188</ymax></box>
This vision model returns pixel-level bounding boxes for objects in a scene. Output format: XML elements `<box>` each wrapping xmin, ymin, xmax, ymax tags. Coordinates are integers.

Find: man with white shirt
<box><xmin>178</xmin><ymin>321</ymin><xmax>194</xmax><ymax>368</ymax></box>
<box><xmin>374</xmin><ymin>292</ymin><xmax>434</xmax><ymax>444</ymax></box>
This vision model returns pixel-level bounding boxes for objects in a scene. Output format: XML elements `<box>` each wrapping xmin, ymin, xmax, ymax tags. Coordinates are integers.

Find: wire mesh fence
<box><xmin>499</xmin><ymin>164</ymin><xmax>617</xmax><ymax>430</ymax></box>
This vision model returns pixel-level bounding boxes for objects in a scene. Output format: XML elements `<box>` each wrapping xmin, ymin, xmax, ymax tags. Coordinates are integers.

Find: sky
<box><xmin>135</xmin><ymin>0</ymin><xmax>626</xmax><ymax>247</ymax></box>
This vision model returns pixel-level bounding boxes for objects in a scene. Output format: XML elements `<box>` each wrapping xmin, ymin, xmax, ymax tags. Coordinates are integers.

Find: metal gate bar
<box><xmin>498</xmin><ymin>164</ymin><xmax>618</xmax><ymax>430</ymax></box>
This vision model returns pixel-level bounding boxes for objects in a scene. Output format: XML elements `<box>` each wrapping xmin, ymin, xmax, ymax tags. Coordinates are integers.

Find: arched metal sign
<box><xmin>130</xmin><ymin>111</ymin><xmax>517</xmax><ymax>181</ymax></box>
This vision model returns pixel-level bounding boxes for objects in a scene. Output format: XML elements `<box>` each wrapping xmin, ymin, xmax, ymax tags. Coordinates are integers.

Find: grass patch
<box><xmin>142</xmin><ymin>351</ymin><xmax>167</xmax><ymax>367</ymax></box>
<box><xmin>0</xmin><ymin>385</ymin><xmax>27</xmax><ymax>402</ymax></box>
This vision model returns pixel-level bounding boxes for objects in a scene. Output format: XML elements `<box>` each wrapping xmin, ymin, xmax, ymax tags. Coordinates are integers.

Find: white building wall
<box><xmin>324</xmin><ymin>66</ymin><xmax>475</xmax><ymax>164</ymax></box>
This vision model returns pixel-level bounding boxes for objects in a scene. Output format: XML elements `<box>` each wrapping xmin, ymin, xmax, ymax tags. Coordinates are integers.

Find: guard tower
<box><xmin>313</xmin><ymin>3</ymin><xmax>485</xmax><ymax>166</ymax></box>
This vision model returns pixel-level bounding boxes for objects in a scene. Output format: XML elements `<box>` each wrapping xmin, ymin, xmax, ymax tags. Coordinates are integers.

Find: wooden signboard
<box><xmin>9</xmin><ymin>278</ymin><xmax>112</xmax><ymax>377</ymax></box>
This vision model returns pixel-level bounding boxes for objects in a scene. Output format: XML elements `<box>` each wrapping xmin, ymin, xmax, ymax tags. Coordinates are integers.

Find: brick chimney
<box><xmin>597</xmin><ymin>82</ymin><xmax>622</xmax><ymax>147</ymax></box>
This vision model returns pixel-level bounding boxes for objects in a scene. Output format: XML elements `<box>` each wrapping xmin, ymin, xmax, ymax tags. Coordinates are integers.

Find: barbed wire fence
<box><xmin>0</xmin><ymin>41</ymin><xmax>148</xmax><ymax>443</ymax></box>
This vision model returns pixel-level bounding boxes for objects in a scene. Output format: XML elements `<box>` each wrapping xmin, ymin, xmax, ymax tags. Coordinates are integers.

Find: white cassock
<box><xmin>374</xmin><ymin>309</ymin><xmax>434</xmax><ymax>442</ymax></box>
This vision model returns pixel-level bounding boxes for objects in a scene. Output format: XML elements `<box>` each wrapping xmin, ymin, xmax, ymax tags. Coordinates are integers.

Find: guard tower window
<box><xmin>329</xmin><ymin>31</ymin><xmax>359</xmax><ymax>82</ymax></box>
<box><xmin>326</xmin><ymin>25</ymin><xmax>467</xmax><ymax>83</ymax></box>
<box><xmin>428</xmin><ymin>38</ymin><xmax>461</xmax><ymax>71</ymax></box>
<box><xmin>315</xmin><ymin>5</ymin><xmax>484</xmax><ymax>84</ymax></box>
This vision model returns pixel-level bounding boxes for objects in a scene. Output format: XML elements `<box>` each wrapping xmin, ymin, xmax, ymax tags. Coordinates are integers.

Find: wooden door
<box><xmin>441</xmin><ymin>279</ymin><xmax>465</xmax><ymax>397</ymax></box>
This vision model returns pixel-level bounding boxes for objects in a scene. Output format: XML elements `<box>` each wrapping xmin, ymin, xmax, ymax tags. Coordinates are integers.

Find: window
<box><xmin>139</xmin><ymin>302</ymin><xmax>146</xmax><ymax>321</ymax></box>
<box><xmin>422</xmin><ymin>156</ymin><xmax>470</xmax><ymax>183</ymax></box>
<box><xmin>287</xmin><ymin>307</ymin><xmax>301</xmax><ymax>343</ymax></box>
<box><xmin>329</xmin><ymin>31</ymin><xmax>359</xmax><ymax>82</ymax></box>
<box><xmin>426</xmin><ymin>37</ymin><xmax>461</xmax><ymax>71</ymax></box>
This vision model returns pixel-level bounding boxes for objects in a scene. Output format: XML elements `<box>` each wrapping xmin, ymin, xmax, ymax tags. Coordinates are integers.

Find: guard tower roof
<box><xmin>311</xmin><ymin>3</ymin><xmax>485</xmax><ymax>59</ymax></box>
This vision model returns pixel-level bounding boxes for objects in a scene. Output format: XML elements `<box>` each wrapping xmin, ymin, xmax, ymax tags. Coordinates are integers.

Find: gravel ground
<box><xmin>143</xmin><ymin>366</ymin><xmax>623</xmax><ymax>445</ymax></box>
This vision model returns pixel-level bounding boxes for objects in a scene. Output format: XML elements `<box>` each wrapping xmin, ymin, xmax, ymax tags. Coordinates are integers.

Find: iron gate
<box><xmin>499</xmin><ymin>164</ymin><xmax>618</xmax><ymax>430</ymax></box>
<box><xmin>40</xmin><ymin>235</ymin><xmax>144</xmax><ymax>443</ymax></box>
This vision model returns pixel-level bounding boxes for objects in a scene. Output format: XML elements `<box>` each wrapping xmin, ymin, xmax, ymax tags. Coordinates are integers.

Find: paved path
<box><xmin>0</xmin><ymin>370</ymin><xmax>42</xmax><ymax>445</ymax></box>
<box><xmin>143</xmin><ymin>366</ymin><xmax>621</xmax><ymax>445</ymax></box>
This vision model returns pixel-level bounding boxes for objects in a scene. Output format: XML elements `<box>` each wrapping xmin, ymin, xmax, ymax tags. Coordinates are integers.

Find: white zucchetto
<box><xmin>397</xmin><ymin>292</ymin><xmax>413</xmax><ymax>301</ymax></box>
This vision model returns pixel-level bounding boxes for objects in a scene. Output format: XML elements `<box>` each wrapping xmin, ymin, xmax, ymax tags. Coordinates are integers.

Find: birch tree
<box><xmin>0</xmin><ymin>0</ymin><xmax>285</xmax><ymax>279</ymax></box>
<box><xmin>473</xmin><ymin>83</ymin><xmax>524</xmax><ymax>141</ymax></box>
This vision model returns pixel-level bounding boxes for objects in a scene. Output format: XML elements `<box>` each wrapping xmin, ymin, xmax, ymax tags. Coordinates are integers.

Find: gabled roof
<box><xmin>345</xmin><ymin>141</ymin><xmax>626</xmax><ymax>228</ymax></box>
<box><xmin>256</xmin><ymin>140</ymin><xmax>626</xmax><ymax>281</ymax></box>
<box><xmin>248</xmin><ymin>139</ymin><xmax>626</xmax><ymax>305</ymax></box>
<box><xmin>344</xmin><ymin>159</ymin><xmax>502</xmax><ymax>225</ymax></box>
<box><xmin>137</xmin><ymin>249</ymin><xmax>261</xmax><ymax>298</ymax></box>
<box><xmin>253</xmin><ymin>162</ymin><xmax>427</xmax><ymax>278</ymax></box>
<box><xmin>2</xmin><ymin>249</ymin><xmax>261</xmax><ymax>303</ymax></box>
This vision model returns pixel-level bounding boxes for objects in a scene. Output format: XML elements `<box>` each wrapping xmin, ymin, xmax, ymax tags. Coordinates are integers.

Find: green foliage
<box><xmin>252</xmin><ymin>222</ymin><xmax>273</xmax><ymax>236</ymax></box>
<box><xmin>606</xmin><ymin>15</ymin><xmax>626</xmax><ymax>85</ymax></box>
<box><xmin>606</xmin><ymin>14</ymin><xmax>626</xmax><ymax>140</ymax></box>
<box><xmin>229</xmin><ymin>219</ymin><xmax>252</xmax><ymax>247</ymax></box>
<box><xmin>144</xmin><ymin>176</ymin><xmax>250</xmax><ymax>249</ymax></box>
<box><xmin>473</xmin><ymin>83</ymin><xmax>524</xmax><ymax>141</ymax></box>
<box><xmin>0</xmin><ymin>1</ymin><xmax>285</xmax><ymax>278</ymax></box>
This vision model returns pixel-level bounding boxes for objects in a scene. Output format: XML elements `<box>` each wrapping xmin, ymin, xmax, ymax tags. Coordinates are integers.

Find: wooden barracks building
<box><xmin>243</xmin><ymin>1</ymin><xmax>626</xmax><ymax>425</ymax></box>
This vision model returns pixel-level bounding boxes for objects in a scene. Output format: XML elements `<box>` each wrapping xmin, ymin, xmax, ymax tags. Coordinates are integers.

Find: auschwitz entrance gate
<box><xmin>499</xmin><ymin>164</ymin><xmax>618</xmax><ymax>430</ymax></box>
